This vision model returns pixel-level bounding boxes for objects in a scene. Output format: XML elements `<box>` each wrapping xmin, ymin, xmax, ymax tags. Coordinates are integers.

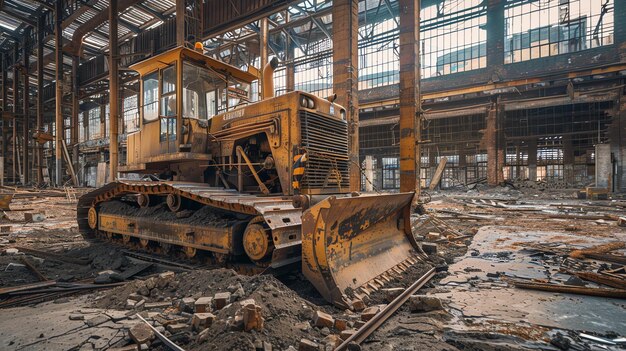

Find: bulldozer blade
<box><xmin>301</xmin><ymin>192</ymin><xmax>419</xmax><ymax>307</ymax></box>
<box><xmin>0</xmin><ymin>194</ymin><xmax>13</xmax><ymax>211</ymax></box>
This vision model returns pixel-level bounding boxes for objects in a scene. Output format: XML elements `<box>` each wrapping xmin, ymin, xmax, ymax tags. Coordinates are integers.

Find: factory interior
<box><xmin>0</xmin><ymin>0</ymin><xmax>625</xmax><ymax>350</ymax></box>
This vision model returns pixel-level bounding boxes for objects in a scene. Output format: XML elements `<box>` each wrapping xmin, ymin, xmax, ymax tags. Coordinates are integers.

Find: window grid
<box><xmin>421</xmin><ymin>0</ymin><xmax>487</xmax><ymax>78</ymax></box>
<box><xmin>504</xmin><ymin>0</ymin><xmax>614</xmax><ymax>63</ymax></box>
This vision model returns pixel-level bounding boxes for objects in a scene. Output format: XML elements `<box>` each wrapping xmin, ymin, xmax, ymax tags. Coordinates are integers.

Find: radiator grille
<box><xmin>299</xmin><ymin>110</ymin><xmax>350</xmax><ymax>190</ymax></box>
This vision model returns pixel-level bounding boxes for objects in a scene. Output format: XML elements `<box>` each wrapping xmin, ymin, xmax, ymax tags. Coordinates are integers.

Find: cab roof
<box><xmin>130</xmin><ymin>46</ymin><xmax>258</xmax><ymax>84</ymax></box>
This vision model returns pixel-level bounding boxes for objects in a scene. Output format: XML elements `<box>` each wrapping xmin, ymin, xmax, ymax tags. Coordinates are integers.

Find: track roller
<box><xmin>167</xmin><ymin>193</ymin><xmax>182</xmax><ymax>212</ymax></box>
<box><xmin>243</xmin><ymin>217</ymin><xmax>273</xmax><ymax>263</ymax></box>
<box><xmin>88</xmin><ymin>207</ymin><xmax>98</xmax><ymax>230</ymax></box>
<box><xmin>137</xmin><ymin>194</ymin><xmax>151</xmax><ymax>208</ymax></box>
<box><xmin>183</xmin><ymin>246</ymin><xmax>197</xmax><ymax>258</ymax></box>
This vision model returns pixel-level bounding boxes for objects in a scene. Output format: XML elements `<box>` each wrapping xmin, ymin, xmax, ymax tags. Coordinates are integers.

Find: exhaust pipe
<box><xmin>262</xmin><ymin>57</ymin><xmax>279</xmax><ymax>100</ymax></box>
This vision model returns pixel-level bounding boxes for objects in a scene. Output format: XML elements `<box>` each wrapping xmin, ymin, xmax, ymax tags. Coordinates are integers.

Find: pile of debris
<box><xmin>84</xmin><ymin>266</ymin><xmax>441</xmax><ymax>351</ymax></box>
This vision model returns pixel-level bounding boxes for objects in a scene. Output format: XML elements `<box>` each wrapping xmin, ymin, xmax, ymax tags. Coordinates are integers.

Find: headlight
<box><xmin>300</xmin><ymin>95</ymin><xmax>315</xmax><ymax>109</ymax></box>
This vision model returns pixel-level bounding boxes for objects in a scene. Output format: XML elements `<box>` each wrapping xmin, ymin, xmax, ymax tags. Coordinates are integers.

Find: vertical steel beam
<box><xmin>109</xmin><ymin>0</ymin><xmax>119</xmax><ymax>181</ymax></box>
<box><xmin>22</xmin><ymin>28</ymin><xmax>30</xmax><ymax>184</ymax></box>
<box><xmin>36</xmin><ymin>16</ymin><xmax>44</xmax><ymax>183</ymax></box>
<box><xmin>13</xmin><ymin>45</ymin><xmax>19</xmax><ymax>184</ymax></box>
<box><xmin>176</xmin><ymin>0</ymin><xmax>186</xmax><ymax>46</ymax></box>
<box><xmin>259</xmin><ymin>17</ymin><xmax>269</xmax><ymax>100</ymax></box>
<box><xmin>55</xmin><ymin>0</ymin><xmax>63</xmax><ymax>186</ymax></box>
<box><xmin>332</xmin><ymin>0</ymin><xmax>360</xmax><ymax>192</ymax></box>
<box><xmin>176</xmin><ymin>0</ymin><xmax>186</xmax><ymax>150</ymax></box>
<box><xmin>71</xmin><ymin>57</ymin><xmax>79</xmax><ymax>146</ymax></box>
<box><xmin>486</xmin><ymin>0</ymin><xmax>504</xmax><ymax>68</ymax></box>
<box><xmin>285</xmin><ymin>12</ymin><xmax>295</xmax><ymax>93</ymax></box>
<box><xmin>615</xmin><ymin>0</ymin><xmax>625</xmax><ymax>57</ymax></box>
<box><xmin>1</xmin><ymin>54</ymin><xmax>6</xmax><ymax>186</ymax></box>
<box><xmin>398</xmin><ymin>0</ymin><xmax>421</xmax><ymax>193</ymax></box>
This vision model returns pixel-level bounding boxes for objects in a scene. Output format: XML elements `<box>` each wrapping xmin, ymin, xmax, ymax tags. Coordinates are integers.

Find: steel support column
<box><xmin>259</xmin><ymin>17</ymin><xmax>269</xmax><ymax>100</ymax></box>
<box><xmin>13</xmin><ymin>45</ymin><xmax>19</xmax><ymax>184</ymax></box>
<box><xmin>398</xmin><ymin>0</ymin><xmax>421</xmax><ymax>193</ymax></box>
<box><xmin>332</xmin><ymin>0</ymin><xmax>360</xmax><ymax>192</ymax></box>
<box><xmin>285</xmin><ymin>12</ymin><xmax>295</xmax><ymax>93</ymax></box>
<box><xmin>55</xmin><ymin>0</ymin><xmax>63</xmax><ymax>186</ymax></box>
<box><xmin>1</xmin><ymin>54</ymin><xmax>6</xmax><ymax>186</ymax></box>
<box><xmin>109</xmin><ymin>0</ymin><xmax>120</xmax><ymax>181</ymax></box>
<box><xmin>36</xmin><ymin>16</ymin><xmax>44</xmax><ymax>183</ymax></box>
<box><xmin>22</xmin><ymin>28</ymin><xmax>31</xmax><ymax>184</ymax></box>
<box><xmin>176</xmin><ymin>0</ymin><xmax>186</xmax><ymax>46</ymax></box>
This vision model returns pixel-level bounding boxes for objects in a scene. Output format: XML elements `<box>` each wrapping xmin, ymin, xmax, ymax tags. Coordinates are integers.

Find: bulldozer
<box><xmin>78</xmin><ymin>46</ymin><xmax>424</xmax><ymax>308</ymax></box>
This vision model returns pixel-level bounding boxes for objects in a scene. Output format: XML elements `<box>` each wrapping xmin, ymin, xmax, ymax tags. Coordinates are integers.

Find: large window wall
<box><xmin>504</xmin><ymin>0</ymin><xmax>614</xmax><ymax>63</ymax></box>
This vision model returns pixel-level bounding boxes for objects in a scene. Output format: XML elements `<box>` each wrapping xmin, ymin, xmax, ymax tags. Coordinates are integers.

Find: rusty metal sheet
<box><xmin>0</xmin><ymin>193</ymin><xmax>14</xmax><ymax>210</ymax></box>
<box><xmin>301</xmin><ymin>192</ymin><xmax>418</xmax><ymax>306</ymax></box>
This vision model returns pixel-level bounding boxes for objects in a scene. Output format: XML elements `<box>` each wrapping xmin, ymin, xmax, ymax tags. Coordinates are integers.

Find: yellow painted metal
<box><xmin>97</xmin><ymin>212</ymin><xmax>246</xmax><ymax>255</ymax></box>
<box><xmin>301</xmin><ymin>192</ymin><xmax>417</xmax><ymax>306</ymax></box>
<box><xmin>0</xmin><ymin>194</ymin><xmax>13</xmax><ymax>211</ymax></box>
<box><xmin>87</xmin><ymin>207</ymin><xmax>98</xmax><ymax>229</ymax></box>
<box><xmin>243</xmin><ymin>223</ymin><xmax>272</xmax><ymax>261</ymax></box>
<box><xmin>129</xmin><ymin>47</ymin><xmax>258</xmax><ymax>83</ymax></box>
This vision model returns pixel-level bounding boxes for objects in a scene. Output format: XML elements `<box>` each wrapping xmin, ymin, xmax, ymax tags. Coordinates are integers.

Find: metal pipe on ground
<box><xmin>335</xmin><ymin>267</ymin><xmax>436</xmax><ymax>351</ymax></box>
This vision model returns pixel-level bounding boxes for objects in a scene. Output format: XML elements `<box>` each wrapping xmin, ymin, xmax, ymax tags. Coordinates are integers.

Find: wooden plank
<box><xmin>0</xmin><ymin>281</ymin><xmax>56</xmax><ymax>295</ymax></box>
<box><xmin>61</xmin><ymin>140</ymin><xmax>78</xmax><ymax>186</ymax></box>
<box><xmin>429</xmin><ymin>156</ymin><xmax>448</xmax><ymax>191</ymax></box>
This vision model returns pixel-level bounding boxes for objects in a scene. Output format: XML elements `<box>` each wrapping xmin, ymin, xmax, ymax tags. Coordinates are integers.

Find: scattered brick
<box><xmin>195</xmin><ymin>297</ymin><xmax>213</xmax><ymax>313</ymax></box>
<box><xmin>191</xmin><ymin>312</ymin><xmax>216</xmax><ymax>331</ymax></box>
<box><xmin>360</xmin><ymin>306</ymin><xmax>380</xmax><ymax>321</ymax></box>
<box><xmin>313</xmin><ymin>310</ymin><xmax>334</xmax><ymax>328</ymax></box>
<box><xmin>242</xmin><ymin>303</ymin><xmax>264</xmax><ymax>332</ymax></box>
<box><xmin>298</xmin><ymin>338</ymin><xmax>319</xmax><ymax>351</ymax></box>
<box><xmin>340</xmin><ymin>329</ymin><xmax>357</xmax><ymax>341</ymax></box>
<box><xmin>351</xmin><ymin>298</ymin><xmax>366</xmax><ymax>312</ymax></box>
<box><xmin>334</xmin><ymin>318</ymin><xmax>348</xmax><ymax>331</ymax></box>
<box><xmin>214</xmin><ymin>292</ymin><xmax>231</xmax><ymax>310</ymax></box>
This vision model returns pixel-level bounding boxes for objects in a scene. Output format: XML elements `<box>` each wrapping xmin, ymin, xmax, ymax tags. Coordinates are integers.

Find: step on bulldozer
<box><xmin>78</xmin><ymin>45</ymin><xmax>424</xmax><ymax>308</ymax></box>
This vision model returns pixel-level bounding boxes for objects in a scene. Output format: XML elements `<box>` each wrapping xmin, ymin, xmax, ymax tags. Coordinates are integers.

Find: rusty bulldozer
<box><xmin>78</xmin><ymin>45</ymin><xmax>423</xmax><ymax>308</ymax></box>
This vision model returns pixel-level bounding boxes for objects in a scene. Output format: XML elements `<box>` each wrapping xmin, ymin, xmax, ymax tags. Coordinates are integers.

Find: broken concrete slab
<box><xmin>408</xmin><ymin>295</ymin><xmax>443</xmax><ymax>313</ymax></box>
<box><xmin>129</xmin><ymin>322</ymin><xmax>155</xmax><ymax>345</ymax></box>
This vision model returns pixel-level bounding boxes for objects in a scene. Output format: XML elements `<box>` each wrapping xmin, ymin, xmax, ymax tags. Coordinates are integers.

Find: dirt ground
<box><xmin>0</xmin><ymin>186</ymin><xmax>624</xmax><ymax>350</ymax></box>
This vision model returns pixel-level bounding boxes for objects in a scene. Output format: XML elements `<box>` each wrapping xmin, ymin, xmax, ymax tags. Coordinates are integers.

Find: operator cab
<box><xmin>122</xmin><ymin>47</ymin><xmax>257</xmax><ymax>173</ymax></box>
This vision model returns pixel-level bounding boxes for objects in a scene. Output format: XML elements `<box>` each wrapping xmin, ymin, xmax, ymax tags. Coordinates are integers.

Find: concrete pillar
<box><xmin>36</xmin><ymin>16</ymin><xmax>44</xmax><ymax>183</ymax></box>
<box><xmin>595</xmin><ymin>144</ymin><xmax>612</xmax><ymax>190</ymax></box>
<box><xmin>22</xmin><ymin>28</ymin><xmax>30</xmax><ymax>184</ymax></box>
<box><xmin>610</xmin><ymin>94</ymin><xmax>626</xmax><ymax>192</ymax></box>
<box><xmin>398</xmin><ymin>0</ymin><xmax>421</xmax><ymax>193</ymax></box>
<box><xmin>109</xmin><ymin>0</ymin><xmax>120</xmax><ymax>181</ymax></box>
<box><xmin>458</xmin><ymin>148</ymin><xmax>467</xmax><ymax>185</ymax></box>
<box><xmin>528</xmin><ymin>138</ymin><xmax>537</xmax><ymax>181</ymax></box>
<box><xmin>562</xmin><ymin>134</ymin><xmax>574</xmax><ymax>185</ymax></box>
<box><xmin>486</xmin><ymin>108</ymin><xmax>497</xmax><ymax>185</ymax></box>
<box><xmin>55</xmin><ymin>0</ymin><xmax>63</xmax><ymax>186</ymax></box>
<box><xmin>333</xmin><ymin>0</ymin><xmax>360</xmax><ymax>192</ymax></box>
<box><xmin>364</xmin><ymin>155</ymin><xmax>374</xmax><ymax>192</ymax></box>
